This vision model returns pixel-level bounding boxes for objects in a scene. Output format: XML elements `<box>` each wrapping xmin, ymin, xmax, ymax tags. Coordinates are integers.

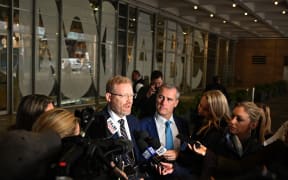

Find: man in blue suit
<box><xmin>86</xmin><ymin>75</ymin><xmax>141</xmax><ymax>178</ymax></box>
<box><xmin>140</xmin><ymin>83</ymin><xmax>193</xmax><ymax>179</ymax></box>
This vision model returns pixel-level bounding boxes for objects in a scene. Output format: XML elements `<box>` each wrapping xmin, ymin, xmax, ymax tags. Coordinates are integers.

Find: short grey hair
<box><xmin>158</xmin><ymin>83</ymin><xmax>180</xmax><ymax>99</ymax></box>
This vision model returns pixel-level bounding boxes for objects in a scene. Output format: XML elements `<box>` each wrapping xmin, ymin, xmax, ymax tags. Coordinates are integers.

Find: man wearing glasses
<box><xmin>87</xmin><ymin>75</ymin><xmax>142</xmax><ymax>179</ymax></box>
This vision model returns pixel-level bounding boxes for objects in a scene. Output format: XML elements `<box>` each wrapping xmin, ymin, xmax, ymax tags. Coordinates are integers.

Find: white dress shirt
<box><xmin>107</xmin><ymin>106</ymin><xmax>132</xmax><ymax>140</ymax></box>
<box><xmin>154</xmin><ymin>112</ymin><xmax>180</xmax><ymax>150</ymax></box>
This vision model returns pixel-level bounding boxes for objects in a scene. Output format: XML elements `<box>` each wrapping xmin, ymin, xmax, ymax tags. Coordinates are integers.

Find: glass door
<box><xmin>0</xmin><ymin>33</ymin><xmax>8</xmax><ymax>114</ymax></box>
<box><xmin>0</xmin><ymin>4</ymin><xmax>9</xmax><ymax>114</ymax></box>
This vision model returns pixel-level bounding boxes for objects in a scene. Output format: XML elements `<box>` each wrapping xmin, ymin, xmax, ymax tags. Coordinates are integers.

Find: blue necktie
<box><xmin>165</xmin><ymin>120</ymin><xmax>174</xmax><ymax>150</ymax></box>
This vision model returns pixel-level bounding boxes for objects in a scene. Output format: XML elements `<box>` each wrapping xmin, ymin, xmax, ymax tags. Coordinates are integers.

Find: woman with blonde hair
<box><xmin>255</xmin><ymin>103</ymin><xmax>273</xmax><ymax>144</ymax></box>
<box><xmin>177</xmin><ymin>90</ymin><xmax>231</xmax><ymax>179</ymax></box>
<box><xmin>196</xmin><ymin>90</ymin><xmax>231</xmax><ymax>137</ymax></box>
<box><xmin>32</xmin><ymin>108</ymin><xmax>80</xmax><ymax>138</ymax></box>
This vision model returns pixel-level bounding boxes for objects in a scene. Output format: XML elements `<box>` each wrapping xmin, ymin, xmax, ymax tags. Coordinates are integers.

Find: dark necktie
<box><xmin>165</xmin><ymin>120</ymin><xmax>174</xmax><ymax>150</ymax></box>
<box><xmin>118</xmin><ymin>119</ymin><xmax>135</xmax><ymax>166</ymax></box>
<box><xmin>118</xmin><ymin>119</ymin><xmax>128</xmax><ymax>139</ymax></box>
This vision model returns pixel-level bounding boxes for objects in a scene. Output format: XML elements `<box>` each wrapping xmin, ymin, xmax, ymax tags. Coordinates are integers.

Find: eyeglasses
<box><xmin>110</xmin><ymin>92</ymin><xmax>135</xmax><ymax>99</ymax></box>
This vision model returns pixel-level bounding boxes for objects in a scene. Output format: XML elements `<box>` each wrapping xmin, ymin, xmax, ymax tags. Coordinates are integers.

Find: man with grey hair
<box><xmin>139</xmin><ymin>83</ymin><xmax>191</xmax><ymax>178</ymax></box>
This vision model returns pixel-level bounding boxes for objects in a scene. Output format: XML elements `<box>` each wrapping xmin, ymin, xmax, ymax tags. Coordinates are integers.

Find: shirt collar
<box><xmin>155</xmin><ymin>112</ymin><xmax>174</xmax><ymax>124</ymax></box>
<box><xmin>107</xmin><ymin>106</ymin><xmax>127</xmax><ymax>123</ymax></box>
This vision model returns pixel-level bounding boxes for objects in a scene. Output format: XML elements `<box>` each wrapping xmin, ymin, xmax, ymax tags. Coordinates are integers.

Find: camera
<box><xmin>55</xmin><ymin>108</ymin><xmax>133</xmax><ymax>180</ymax></box>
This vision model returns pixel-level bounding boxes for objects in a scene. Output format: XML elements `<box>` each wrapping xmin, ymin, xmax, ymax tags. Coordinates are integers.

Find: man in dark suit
<box><xmin>134</xmin><ymin>70</ymin><xmax>163</xmax><ymax>118</ymax></box>
<box><xmin>139</xmin><ymin>83</ymin><xmax>193</xmax><ymax>179</ymax></box>
<box><xmin>131</xmin><ymin>70</ymin><xmax>145</xmax><ymax>98</ymax></box>
<box><xmin>86</xmin><ymin>75</ymin><xmax>141</xmax><ymax>178</ymax></box>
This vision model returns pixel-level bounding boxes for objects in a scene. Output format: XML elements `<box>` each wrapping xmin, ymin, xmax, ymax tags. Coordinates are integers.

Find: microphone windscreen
<box><xmin>136</xmin><ymin>138</ymin><xmax>149</xmax><ymax>152</ymax></box>
<box><xmin>115</xmin><ymin>138</ymin><xmax>133</xmax><ymax>152</ymax></box>
<box><xmin>134</xmin><ymin>130</ymin><xmax>149</xmax><ymax>141</ymax></box>
<box><xmin>0</xmin><ymin>130</ymin><xmax>61</xmax><ymax>179</ymax></box>
<box><xmin>146</xmin><ymin>137</ymin><xmax>161</xmax><ymax>149</ymax></box>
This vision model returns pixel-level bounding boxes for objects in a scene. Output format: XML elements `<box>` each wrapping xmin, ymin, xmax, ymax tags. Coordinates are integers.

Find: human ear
<box><xmin>105</xmin><ymin>93</ymin><xmax>111</xmax><ymax>102</ymax></box>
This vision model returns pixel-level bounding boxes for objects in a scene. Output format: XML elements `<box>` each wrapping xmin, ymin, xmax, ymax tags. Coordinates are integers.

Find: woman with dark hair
<box><xmin>14</xmin><ymin>94</ymin><xmax>54</xmax><ymax>131</ymax></box>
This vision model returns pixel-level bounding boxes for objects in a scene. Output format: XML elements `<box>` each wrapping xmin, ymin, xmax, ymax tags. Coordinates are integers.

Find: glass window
<box><xmin>98</xmin><ymin>0</ymin><xmax>116</xmax><ymax>96</ymax></box>
<box><xmin>0</xmin><ymin>5</ymin><xmax>8</xmax><ymax>112</ymax></box>
<box><xmin>35</xmin><ymin>0</ymin><xmax>59</xmax><ymax>103</ymax></box>
<box><xmin>15</xmin><ymin>0</ymin><xmax>33</xmax><ymax>111</ymax></box>
<box><xmin>155</xmin><ymin>15</ymin><xmax>165</xmax><ymax>72</ymax></box>
<box><xmin>206</xmin><ymin>33</ymin><xmax>218</xmax><ymax>84</ymax></box>
<box><xmin>193</xmin><ymin>30</ymin><xmax>206</xmax><ymax>89</ymax></box>
<box><xmin>61</xmin><ymin>0</ymin><xmax>98</xmax><ymax>105</ymax></box>
<box><xmin>136</xmin><ymin>11</ymin><xmax>154</xmax><ymax>79</ymax></box>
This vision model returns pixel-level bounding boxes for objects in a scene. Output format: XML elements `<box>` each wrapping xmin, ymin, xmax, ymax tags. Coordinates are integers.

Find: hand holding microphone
<box><xmin>176</xmin><ymin>134</ymin><xmax>206</xmax><ymax>156</ymax></box>
<box><xmin>134</xmin><ymin>131</ymin><xmax>166</xmax><ymax>165</ymax></box>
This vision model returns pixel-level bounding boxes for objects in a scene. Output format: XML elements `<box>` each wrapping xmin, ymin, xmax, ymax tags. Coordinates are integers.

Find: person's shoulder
<box><xmin>139</xmin><ymin>116</ymin><xmax>155</xmax><ymax>127</ymax></box>
<box><xmin>127</xmin><ymin>114</ymin><xmax>138</xmax><ymax>120</ymax></box>
<box><xmin>173</xmin><ymin>115</ymin><xmax>189</xmax><ymax>125</ymax></box>
<box><xmin>173</xmin><ymin>115</ymin><xmax>186</xmax><ymax>121</ymax></box>
<box><xmin>95</xmin><ymin>107</ymin><xmax>110</xmax><ymax>119</ymax></box>
<box><xmin>135</xmin><ymin>85</ymin><xmax>149</xmax><ymax>99</ymax></box>
<box><xmin>137</xmin><ymin>78</ymin><xmax>145</xmax><ymax>84</ymax></box>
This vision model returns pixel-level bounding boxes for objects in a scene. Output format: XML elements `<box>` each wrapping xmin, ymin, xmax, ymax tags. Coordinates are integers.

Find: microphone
<box><xmin>144</xmin><ymin>137</ymin><xmax>168</xmax><ymax>164</ymax></box>
<box><xmin>95</xmin><ymin>137</ymin><xmax>133</xmax><ymax>157</ymax></box>
<box><xmin>134</xmin><ymin>130</ymin><xmax>150</xmax><ymax>141</ymax></box>
<box><xmin>134</xmin><ymin>130</ymin><xmax>168</xmax><ymax>167</ymax></box>
<box><xmin>176</xmin><ymin>134</ymin><xmax>201</xmax><ymax>149</ymax></box>
<box><xmin>88</xmin><ymin>142</ymin><xmax>129</xmax><ymax>180</ymax></box>
<box><xmin>137</xmin><ymin>138</ymin><xmax>155</xmax><ymax>159</ymax></box>
<box><xmin>58</xmin><ymin>136</ymin><xmax>129</xmax><ymax>179</ymax></box>
<box><xmin>145</xmin><ymin>137</ymin><xmax>167</xmax><ymax>156</ymax></box>
<box><xmin>136</xmin><ymin>138</ymin><xmax>161</xmax><ymax>166</ymax></box>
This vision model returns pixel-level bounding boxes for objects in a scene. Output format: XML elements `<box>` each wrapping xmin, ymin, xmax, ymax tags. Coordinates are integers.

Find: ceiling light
<box><xmin>194</xmin><ymin>5</ymin><xmax>198</xmax><ymax>10</ymax></box>
<box><xmin>282</xmin><ymin>10</ymin><xmax>286</xmax><ymax>15</ymax></box>
<box><xmin>244</xmin><ymin>12</ymin><xmax>248</xmax><ymax>16</ymax></box>
<box><xmin>232</xmin><ymin>3</ymin><xmax>237</xmax><ymax>7</ymax></box>
<box><xmin>210</xmin><ymin>14</ymin><xmax>214</xmax><ymax>18</ymax></box>
<box><xmin>223</xmin><ymin>20</ymin><xmax>227</xmax><ymax>23</ymax></box>
<box><xmin>254</xmin><ymin>19</ymin><xmax>258</xmax><ymax>23</ymax></box>
<box><xmin>274</xmin><ymin>1</ymin><xmax>278</xmax><ymax>5</ymax></box>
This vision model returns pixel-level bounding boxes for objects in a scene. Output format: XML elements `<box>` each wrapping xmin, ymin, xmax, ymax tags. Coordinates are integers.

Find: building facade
<box><xmin>0</xmin><ymin>0</ymin><xmax>234</xmax><ymax>115</ymax></box>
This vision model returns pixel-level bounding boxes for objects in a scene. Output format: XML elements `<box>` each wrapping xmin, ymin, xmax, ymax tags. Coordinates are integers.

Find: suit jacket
<box><xmin>85</xmin><ymin>106</ymin><xmax>141</xmax><ymax>163</ymax></box>
<box><xmin>139</xmin><ymin>115</ymin><xmax>194</xmax><ymax>179</ymax></box>
<box><xmin>139</xmin><ymin>115</ymin><xmax>189</xmax><ymax>143</ymax></box>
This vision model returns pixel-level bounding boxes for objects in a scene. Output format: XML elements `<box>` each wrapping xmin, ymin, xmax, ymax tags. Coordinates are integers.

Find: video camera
<box><xmin>55</xmin><ymin>107</ymin><xmax>133</xmax><ymax>180</ymax></box>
